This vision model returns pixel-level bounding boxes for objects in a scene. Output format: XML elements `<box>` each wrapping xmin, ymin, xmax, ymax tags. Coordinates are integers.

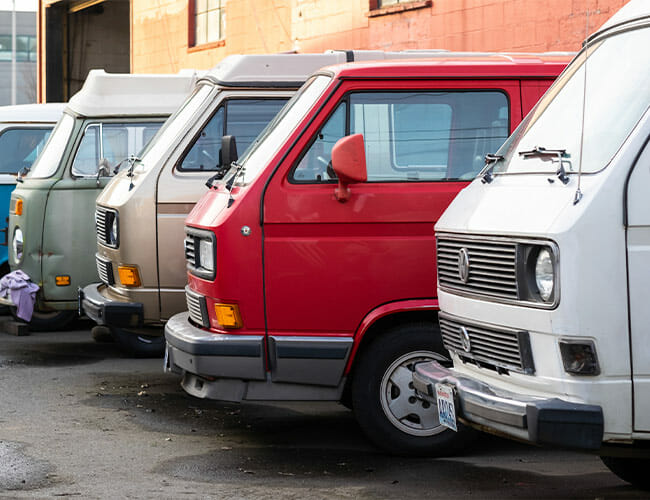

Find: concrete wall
<box><xmin>130</xmin><ymin>0</ymin><xmax>630</xmax><ymax>74</ymax></box>
<box><xmin>0</xmin><ymin>10</ymin><xmax>36</xmax><ymax>105</ymax></box>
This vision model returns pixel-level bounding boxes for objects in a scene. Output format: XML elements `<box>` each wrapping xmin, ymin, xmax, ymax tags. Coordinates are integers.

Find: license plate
<box><xmin>435</xmin><ymin>383</ymin><xmax>457</xmax><ymax>432</ymax></box>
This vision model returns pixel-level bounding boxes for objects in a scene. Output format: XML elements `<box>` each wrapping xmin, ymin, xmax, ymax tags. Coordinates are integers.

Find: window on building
<box><xmin>191</xmin><ymin>0</ymin><xmax>224</xmax><ymax>47</ymax></box>
<box><xmin>378</xmin><ymin>0</ymin><xmax>405</xmax><ymax>6</ymax></box>
<box><xmin>0</xmin><ymin>35</ymin><xmax>37</xmax><ymax>62</ymax></box>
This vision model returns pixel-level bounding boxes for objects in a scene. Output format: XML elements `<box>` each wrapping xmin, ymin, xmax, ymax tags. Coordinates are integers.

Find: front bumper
<box><xmin>164</xmin><ymin>311</ymin><xmax>266</xmax><ymax>381</ymax></box>
<box><xmin>413</xmin><ymin>360</ymin><xmax>604</xmax><ymax>450</ymax></box>
<box><xmin>80</xmin><ymin>283</ymin><xmax>143</xmax><ymax>328</ymax></box>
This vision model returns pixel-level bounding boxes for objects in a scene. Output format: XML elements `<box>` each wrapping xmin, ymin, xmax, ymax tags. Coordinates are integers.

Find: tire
<box><xmin>351</xmin><ymin>322</ymin><xmax>475</xmax><ymax>456</ymax></box>
<box><xmin>601</xmin><ymin>456</ymin><xmax>650</xmax><ymax>489</ymax></box>
<box><xmin>109</xmin><ymin>326</ymin><xmax>165</xmax><ymax>358</ymax></box>
<box><xmin>12</xmin><ymin>307</ymin><xmax>77</xmax><ymax>332</ymax></box>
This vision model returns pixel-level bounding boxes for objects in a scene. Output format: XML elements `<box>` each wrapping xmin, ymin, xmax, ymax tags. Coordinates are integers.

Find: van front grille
<box><xmin>439</xmin><ymin>313</ymin><xmax>534</xmax><ymax>375</ymax></box>
<box><xmin>437</xmin><ymin>234</ymin><xmax>518</xmax><ymax>299</ymax></box>
<box><xmin>186</xmin><ymin>286</ymin><xmax>209</xmax><ymax>328</ymax></box>
<box><xmin>95</xmin><ymin>255</ymin><xmax>114</xmax><ymax>285</ymax></box>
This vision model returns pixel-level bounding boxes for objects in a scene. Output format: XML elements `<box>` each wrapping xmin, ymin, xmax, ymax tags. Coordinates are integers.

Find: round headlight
<box><xmin>12</xmin><ymin>227</ymin><xmax>23</xmax><ymax>264</ymax></box>
<box><xmin>535</xmin><ymin>248</ymin><xmax>554</xmax><ymax>302</ymax></box>
<box><xmin>110</xmin><ymin>216</ymin><xmax>118</xmax><ymax>245</ymax></box>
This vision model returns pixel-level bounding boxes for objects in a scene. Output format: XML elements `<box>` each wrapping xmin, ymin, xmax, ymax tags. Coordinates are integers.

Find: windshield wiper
<box><xmin>123</xmin><ymin>155</ymin><xmax>142</xmax><ymax>191</ymax></box>
<box><xmin>225</xmin><ymin>161</ymin><xmax>244</xmax><ymax>208</ymax></box>
<box><xmin>205</xmin><ymin>163</ymin><xmax>234</xmax><ymax>189</ymax></box>
<box><xmin>480</xmin><ymin>153</ymin><xmax>504</xmax><ymax>184</ymax></box>
<box><xmin>518</xmin><ymin>146</ymin><xmax>570</xmax><ymax>184</ymax></box>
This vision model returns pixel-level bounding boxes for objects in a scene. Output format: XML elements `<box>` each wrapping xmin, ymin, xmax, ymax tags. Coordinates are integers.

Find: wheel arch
<box><xmin>340</xmin><ymin>299</ymin><xmax>439</xmax><ymax>406</ymax></box>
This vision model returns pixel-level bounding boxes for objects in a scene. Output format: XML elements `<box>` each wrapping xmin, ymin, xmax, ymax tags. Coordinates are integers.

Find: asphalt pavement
<box><xmin>0</xmin><ymin>320</ymin><xmax>646</xmax><ymax>499</ymax></box>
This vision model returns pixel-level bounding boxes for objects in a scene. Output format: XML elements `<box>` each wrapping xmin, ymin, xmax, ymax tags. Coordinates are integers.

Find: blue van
<box><xmin>0</xmin><ymin>103</ymin><xmax>66</xmax><ymax>273</ymax></box>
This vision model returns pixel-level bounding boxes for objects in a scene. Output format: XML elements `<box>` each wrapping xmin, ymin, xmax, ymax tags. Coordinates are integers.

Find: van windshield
<box><xmin>492</xmin><ymin>26</ymin><xmax>650</xmax><ymax>176</ymax></box>
<box><xmin>137</xmin><ymin>83</ymin><xmax>214</xmax><ymax>171</ymax></box>
<box><xmin>237</xmin><ymin>75</ymin><xmax>331</xmax><ymax>183</ymax></box>
<box><xmin>28</xmin><ymin>113</ymin><xmax>75</xmax><ymax>179</ymax></box>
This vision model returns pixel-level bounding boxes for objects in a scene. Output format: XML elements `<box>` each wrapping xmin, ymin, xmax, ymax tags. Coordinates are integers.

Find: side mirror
<box><xmin>220</xmin><ymin>135</ymin><xmax>238</xmax><ymax>168</ymax></box>
<box><xmin>331</xmin><ymin>134</ymin><xmax>367</xmax><ymax>202</ymax></box>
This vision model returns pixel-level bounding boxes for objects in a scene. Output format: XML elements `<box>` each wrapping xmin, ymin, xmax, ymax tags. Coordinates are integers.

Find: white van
<box><xmin>412</xmin><ymin>0</ymin><xmax>650</xmax><ymax>489</ymax></box>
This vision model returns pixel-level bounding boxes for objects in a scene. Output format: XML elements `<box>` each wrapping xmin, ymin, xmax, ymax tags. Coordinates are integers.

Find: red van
<box><xmin>164</xmin><ymin>54</ymin><xmax>570</xmax><ymax>455</ymax></box>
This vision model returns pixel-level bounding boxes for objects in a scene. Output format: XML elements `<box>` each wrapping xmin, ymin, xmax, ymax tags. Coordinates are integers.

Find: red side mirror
<box><xmin>331</xmin><ymin>134</ymin><xmax>367</xmax><ymax>202</ymax></box>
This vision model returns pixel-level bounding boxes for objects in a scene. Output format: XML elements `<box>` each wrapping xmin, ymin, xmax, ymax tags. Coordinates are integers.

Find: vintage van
<box><xmin>80</xmin><ymin>51</ymin><xmax>455</xmax><ymax>356</ymax></box>
<box><xmin>412</xmin><ymin>0</ymin><xmax>650</xmax><ymax>487</ymax></box>
<box><xmin>0</xmin><ymin>103</ymin><xmax>66</xmax><ymax>274</ymax></box>
<box><xmin>163</xmin><ymin>54</ymin><xmax>570</xmax><ymax>455</ymax></box>
<box><xmin>8</xmin><ymin>70</ymin><xmax>197</xmax><ymax>330</ymax></box>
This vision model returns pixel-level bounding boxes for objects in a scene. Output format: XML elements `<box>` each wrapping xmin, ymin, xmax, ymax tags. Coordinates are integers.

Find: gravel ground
<box><xmin>0</xmin><ymin>323</ymin><xmax>646</xmax><ymax>499</ymax></box>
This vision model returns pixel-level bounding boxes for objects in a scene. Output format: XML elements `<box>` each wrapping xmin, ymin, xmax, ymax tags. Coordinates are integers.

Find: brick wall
<box><xmin>127</xmin><ymin>0</ymin><xmax>631</xmax><ymax>74</ymax></box>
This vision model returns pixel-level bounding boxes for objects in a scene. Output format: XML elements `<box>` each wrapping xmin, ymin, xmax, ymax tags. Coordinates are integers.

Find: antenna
<box><xmin>574</xmin><ymin>6</ymin><xmax>591</xmax><ymax>205</ymax></box>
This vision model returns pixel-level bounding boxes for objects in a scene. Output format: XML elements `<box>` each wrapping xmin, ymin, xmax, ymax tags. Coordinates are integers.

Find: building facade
<box><xmin>39</xmin><ymin>0</ymin><xmax>629</xmax><ymax>101</ymax></box>
<box><xmin>0</xmin><ymin>9</ymin><xmax>37</xmax><ymax>105</ymax></box>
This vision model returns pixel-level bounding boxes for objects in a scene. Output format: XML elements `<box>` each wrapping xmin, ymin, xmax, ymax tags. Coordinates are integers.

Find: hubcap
<box><xmin>380</xmin><ymin>350</ymin><xmax>449</xmax><ymax>437</ymax></box>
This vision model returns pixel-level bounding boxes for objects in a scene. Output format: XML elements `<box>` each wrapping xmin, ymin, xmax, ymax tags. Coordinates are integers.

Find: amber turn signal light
<box><xmin>214</xmin><ymin>303</ymin><xmax>242</xmax><ymax>329</ymax></box>
<box><xmin>55</xmin><ymin>275</ymin><xmax>71</xmax><ymax>286</ymax></box>
<box><xmin>15</xmin><ymin>199</ymin><xmax>23</xmax><ymax>216</ymax></box>
<box><xmin>118</xmin><ymin>265</ymin><xmax>141</xmax><ymax>287</ymax></box>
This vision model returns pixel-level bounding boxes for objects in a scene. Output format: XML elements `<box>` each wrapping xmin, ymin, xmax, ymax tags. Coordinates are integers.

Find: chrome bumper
<box><xmin>80</xmin><ymin>283</ymin><xmax>144</xmax><ymax>328</ymax></box>
<box><xmin>413</xmin><ymin>361</ymin><xmax>604</xmax><ymax>450</ymax></box>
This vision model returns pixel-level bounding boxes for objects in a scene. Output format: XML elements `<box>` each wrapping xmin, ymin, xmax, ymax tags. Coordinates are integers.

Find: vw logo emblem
<box><xmin>460</xmin><ymin>326</ymin><xmax>471</xmax><ymax>353</ymax></box>
<box><xmin>458</xmin><ymin>248</ymin><xmax>470</xmax><ymax>283</ymax></box>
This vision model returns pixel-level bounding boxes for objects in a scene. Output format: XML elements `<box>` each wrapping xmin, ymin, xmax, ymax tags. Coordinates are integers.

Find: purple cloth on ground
<box><xmin>0</xmin><ymin>270</ymin><xmax>40</xmax><ymax>321</ymax></box>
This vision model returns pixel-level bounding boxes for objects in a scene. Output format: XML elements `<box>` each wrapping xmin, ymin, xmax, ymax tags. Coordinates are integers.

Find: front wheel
<box><xmin>12</xmin><ymin>307</ymin><xmax>77</xmax><ymax>332</ymax></box>
<box><xmin>351</xmin><ymin>323</ymin><xmax>475</xmax><ymax>456</ymax></box>
<box><xmin>601</xmin><ymin>456</ymin><xmax>650</xmax><ymax>489</ymax></box>
<box><xmin>109</xmin><ymin>326</ymin><xmax>165</xmax><ymax>358</ymax></box>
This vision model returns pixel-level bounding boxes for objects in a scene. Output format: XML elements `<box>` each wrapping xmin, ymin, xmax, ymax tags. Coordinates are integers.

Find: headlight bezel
<box><xmin>185</xmin><ymin>226</ymin><xmax>216</xmax><ymax>280</ymax></box>
<box><xmin>12</xmin><ymin>226</ymin><xmax>23</xmax><ymax>264</ymax></box>
<box><xmin>519</xmin><ymin>242</ymin><xmax>559</xmax><ymax>307</ymax></box>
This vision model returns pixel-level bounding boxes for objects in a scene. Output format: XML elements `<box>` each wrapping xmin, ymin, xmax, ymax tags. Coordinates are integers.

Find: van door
<box><xmin>263</xmin><ymin>80</ymin><xmax>521</xmax><ymax>384</ymax></box>
<box><xmin>0</xmin><ymin>125</ymin><xmax>53</xmax><ymax>272</ymax></box>
<box><xmin>155</xmin><ymin>95</ymin><xmax>289</xmax><ymax>319</ymax></box>
<box><xmin>625</xmin><ymin>137</ymin><xmax>650</xmax><ymax>432</ymax></box>
<box><xmin>41</xmin><ymin>120</ymin><xmax>162</xmax><ymax>303</ymax></box>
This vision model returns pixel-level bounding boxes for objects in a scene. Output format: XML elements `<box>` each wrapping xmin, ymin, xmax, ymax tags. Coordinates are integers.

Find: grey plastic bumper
<box><xmin>80</xmin><ymin>283</ymin><xmax>143</xmax><ymax>328</ymax></box>
<box><xmin>413</xmin><ymin>360</ymin><xmax>604</xmax><ymax>450</ymax></box>
<box><xmin>164</xmin><ymin>311</ymin><xmax>266</xmax><ymax>380</ymax></box>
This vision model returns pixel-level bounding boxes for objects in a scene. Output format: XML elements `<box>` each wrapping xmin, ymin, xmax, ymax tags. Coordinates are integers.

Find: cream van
<box><xmin>412</xmin><ymin>0</ymin><xmax>650</xmax><ymax>488</ymax></box>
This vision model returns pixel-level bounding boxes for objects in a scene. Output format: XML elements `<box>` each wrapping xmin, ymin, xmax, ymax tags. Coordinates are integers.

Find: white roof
<box><xmin>0</xmin><ymin>103</ymin><xmax>66</xmax><ymax>124</ymax></box>
<box><xmin>66</xmin><ymin>69</ymin><xmax>200</xmax><ymax>117</ymax></box>
<box><xmin>597</xmin><ymin>0</ymin><xmax>650</xmax><ymax>34</ymax></box>
<box><xmin>204</xmin><ymin>53</ymin><xmax>349</xmax><ymax>86</ymax></box>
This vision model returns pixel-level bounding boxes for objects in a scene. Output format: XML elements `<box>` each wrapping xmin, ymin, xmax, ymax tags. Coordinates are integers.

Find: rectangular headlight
<box><xmin>199</xmin><ymin>239</ymin><xmax>214</xmax><ymax>272</ymax></box>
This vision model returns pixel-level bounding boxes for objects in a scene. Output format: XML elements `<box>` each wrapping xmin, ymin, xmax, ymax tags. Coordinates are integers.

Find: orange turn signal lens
<box><xmin>117</xmin><ymin>265</ymin><xmax>141</xmax><ymax>287</ymax></box>
<box><xmin>55</xmin><ymin>275</ymin><xmax>71</xmax><ymax>286</ymax></box>
<box><xmin>214</xmin><ymin>303</ymin><xmax>242</xmax><ymax>329</ymax></box>
<box><xmin>15</xmin><ymin>199</ymin><xmax>23</xmax><ymax>216</ymax></box>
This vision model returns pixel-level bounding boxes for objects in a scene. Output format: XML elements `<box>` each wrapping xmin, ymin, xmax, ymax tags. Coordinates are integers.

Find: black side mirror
<box><xmin>220</xmin><ymin>135</ymin><xmax>238</xmax><ymax>168</ymax></box>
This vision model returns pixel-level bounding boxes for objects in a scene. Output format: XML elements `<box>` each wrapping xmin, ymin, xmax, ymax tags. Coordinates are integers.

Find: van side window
<box><xmin>71</xmin><ymin>122</ymin><xmax>162</xmax><ymax>177</ymax></box>
<box><xmin>292</xmin><ymin>102</ymin><xmax>347</xmax><ymax>182</ymax></box>
<box><xmin>0</xmin><ymin>127</ymin><xmax>52</xmax><ymax>174</ymax></box>
<box><xmin>290</xmin><ymin>91</ymin><xmax>509</xmax><ymax>183</ymax></box>
<box><xmin>179</xmin><ymin>98</ymin><xmax>288</xmax><ymax>172</ymax></box>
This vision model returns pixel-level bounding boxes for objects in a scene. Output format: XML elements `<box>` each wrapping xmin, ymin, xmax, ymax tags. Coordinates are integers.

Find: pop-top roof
<box><xmin>597</xmin><ymin>0</ymin><xmax>650</xmax><ymax>35</ymax></box>
<box><xmin>66</xmin><ymin>69</ymin><xmax>201</xmax><ymax>117</ymax></box>
<box><xmin>201</xmin><ymin>50</ymin><xmax>530</xmax><ymax>87</ymax></box>
<box><xmin>0</xmin><ymin>103</ymin><xmax>66</xmax><ymax>124</ymax></box>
